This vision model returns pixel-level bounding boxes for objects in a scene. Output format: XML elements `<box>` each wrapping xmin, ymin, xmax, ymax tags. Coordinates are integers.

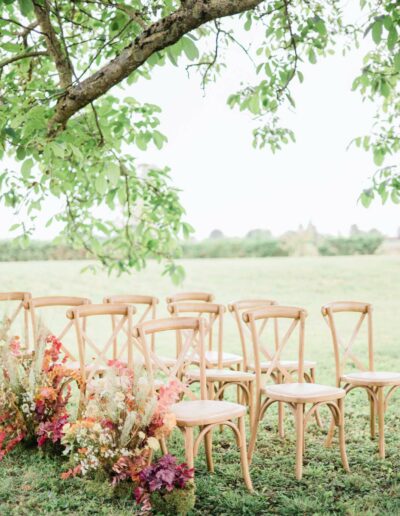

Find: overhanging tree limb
<box><xmin>48</xmin><ymin>0</ymin><xmax>265</xmax><ymax>134</ymax></box>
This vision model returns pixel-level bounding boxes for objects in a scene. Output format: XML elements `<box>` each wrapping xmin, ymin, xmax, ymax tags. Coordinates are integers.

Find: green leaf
<box><xmin>153</xmin><ymin>130</ymin><xmax>166</xmax><ymax>150</ymax></box>
<box><xmin>308</xmin><ymin>48</ymin><xmax>317</xmax><ymax>64</ymax></box>
<box><xmin>360</xmin><ymin>190</ymin><xmax>373</xmax><ymax>208</ymax></box>
<box><xmin>181</xmin><ymin>36</ymin><xmax>199</xmax><ymax>61</ymax></box>
<box><xmin>21</xmin><ymin>158</ymin><xmax>33</xmax><ymax>179</ymax></box>
<box><xmin>105</xmin><ymin>162</ymin><xmax>120</xmax><ymax>186</ymax></box>
<box><xmin>95</xmin><ymin>175</ymin><xmax>107</xmax><ymax>195</ymax></box>
<box><xmin>373</xmin><ymin>148</ymin><xmax>384</xmax><ymax>166</ymax></box>
<box><xmin>18</xmin><ymin>0</ymin><xmax>33</xmax><ymax>16</ymax></box>
<box><xmin>372</xmin><ymin>19</ymin><xmax>383</xmax><ymax>45</ymax></box>
<box><xmin>394</xmin><ymin>53</ymin><xmax>400</xmax><ymax>72</ymax></box>
<box><xmin>387</xmin><ymin>27</ymin><xmax>397</xmax><ymax>51</ymax></box>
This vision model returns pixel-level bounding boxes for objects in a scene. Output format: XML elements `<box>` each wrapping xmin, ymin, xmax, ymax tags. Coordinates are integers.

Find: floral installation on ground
<box><xmin>0</xmin><ymin>333</ymin><xmax>74</xmax><ymax>459</ymax></box>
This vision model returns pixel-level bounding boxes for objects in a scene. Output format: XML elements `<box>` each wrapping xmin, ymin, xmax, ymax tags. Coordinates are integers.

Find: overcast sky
<box><xmin>1</xmin><ymin>13</ymin><xmax>399</xmax><ymax>241</ymax></box>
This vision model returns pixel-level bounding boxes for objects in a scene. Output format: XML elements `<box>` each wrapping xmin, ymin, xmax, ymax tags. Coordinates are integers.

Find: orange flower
<box><xmin>78</xmin><ymin>447</ymin><xmax>88</xmax><ymax>455</ymax></box>
<box><xmin>38</xmin><ymin>387</ymin><xmax>56</xmax><ymax>401</ymax></box>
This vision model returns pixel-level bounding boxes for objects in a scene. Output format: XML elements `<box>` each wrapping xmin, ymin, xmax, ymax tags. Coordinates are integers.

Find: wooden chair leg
<box><xmin>160</xmin><ymin>436</ymin><xmax>168</xmax><ymax>455</ymax></box>
<box><xmin>337</xmin><ymin>398</ymin><xmax>350</xmax><ymax>472</ymax></box>
<box><xmin>377</xmin><ymin>387</ymin><xmax>385</xmax><ymax>459</ymax></box>
<box><xmin>238</xmin><ymin>416</ymin><xmax>254</xmax><ymax>492</ymax></box>
<box><xmin>277</xmin><ymin>372</ymin><xmax>285</xmax><ymax>438</ymax></box>
<box><xmin>204</xmin><ymin>427</ymin><xmax>214</xmax><ymax>473</ymax></box>
<box><xmin>248</xmin><ymin>380</ymin><xmax>255</xmax><ymax>432</ymax></box>
<box><xmin>278</xmin><ymin>402</ymin><xmax>285</xmax><ymax>439</ymax></box>
<box><xmin>248</xmin><ymin>398</ymin><xmax>262</xmax><ymax>463</ymax></box>
<box><xmin>369</xmin><ymin>390</ymin><xmax>376</xmax><ymax>439</ymax></box>
<box><xmin>324</xmin><ymin>415</ymin><xmax>336</xmax><ymax>447</ymax></box>
<box><xmin>184</xmin><ymin>426</ymin><xmax>195</xmax><ymax>470</ymax></box>
<box><xmin>295</xmin><ymin>403</ymin><xmax>304</xmax><ymax>480</ymax></box>
<box><xmin>310</xmin><ymin>368</ymin><xmax>324</xmax><ymax>429</ymax></box>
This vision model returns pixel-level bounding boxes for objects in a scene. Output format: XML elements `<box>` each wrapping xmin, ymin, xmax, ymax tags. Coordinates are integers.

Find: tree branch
<box><xmin>0</xmin><ymin>51</ymin><xmax>48</xmax><ymax>70</ymax></box>
<box><xmin>48</xmin><ymin>0</ymin><xmax>265</xmax><ymax>134</ymax></box>
<box><xmin>32</xmin><ymin>0</ymin><xmax>73</xmax><ymax>89</ymax></box>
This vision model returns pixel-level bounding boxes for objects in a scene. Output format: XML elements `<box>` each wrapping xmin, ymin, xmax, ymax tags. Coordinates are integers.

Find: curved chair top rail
<box><xmin>133</xmin><ymin>316</ymin><xmax>201</xmax><ymax>337</ymax></box>
<box><xmin>0</xmin><ymin>291</ymin><xmax>32</xmax><ymax>302</ymax></box>
<box><xmin>228</xmin><ymin>299</ymin><xmax>277</xmax><ymax>312</ymax></box>
<box><xmin>167</xmin><ymin>301</ymin><xmax>225</xmax><ymax>315</ymax></box>
<box><xmin>321</xmin><ymin>301</ymin><xmax>371</xmax><ymax>316</ymax></box>
<box><xmin>25</xmin><ymin>296</ymin><xmax>91</xmax><ymax>309</ymax></box>
<box><xmin>67</xmin><ymin>303</ymin><xmax>135</xmax><ymax>319</ymax></box>
<box><xmin>103</xmin><ymin>294</ymin><xmax>159</xmax><ymax>305</ymax></box>
<box><xmin>242</xmin><ymin>305</ymin><xmax>307</xmax><ymax>323</ymax></box>
<box><xmin>165</xmin><ymin>292</ymin><xmax>214</xmax><ymax>304</ymax></box>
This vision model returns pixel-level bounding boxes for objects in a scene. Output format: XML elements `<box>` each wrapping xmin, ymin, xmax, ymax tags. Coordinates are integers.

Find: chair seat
<box><xmin>171</xmin><ymin>399</ymin><xmax>246</xmax><ymax>427</ymax></box>
<box><xmin>342</xmin><ymin>371</ymin><xmax>400</xmax><ymax>387</ymax></box>
<box><xmin>187</xmin><ymin>368</ymin><xmax>255</xmax><ymax>382</ymax></box>
<box><xmin>247</xmin><ymin>359</ymin><xmax>316</xmax><ymax>372</ymax></box>
<box><xmin>264</xmin><ymin>382</ymin><xmax>345</xmax><ymax>403</ymax></box>
<box><xmin>157</xmin><ymin>355</ymin><xmax>178</xmax><ymax>367</ymax></box>
<box><xmin>192</xmin><ymin>351</ymin><xmax>243</xmax><ymax>367</ymax></box>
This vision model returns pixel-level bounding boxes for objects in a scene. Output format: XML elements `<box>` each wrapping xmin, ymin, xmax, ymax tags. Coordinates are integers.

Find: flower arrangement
<box><xmin>0</xmin><ymin>334</ymin><xmax>73</xmax><ymax>458</ymax></box>
<box><xmin>61</xmin><ymin>362</ymin><xmax>183</xmax><ymax>485</ymax></box>
<box><xmin>135</xmin><ymin>454</ymin><xmax>195</xmax><ymax>515</ymax></box>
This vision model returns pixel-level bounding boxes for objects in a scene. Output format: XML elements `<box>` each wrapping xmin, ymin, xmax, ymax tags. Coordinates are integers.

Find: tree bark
<box><xmin>48</xmin><ymin>0</ymin><xmax>264</xmax><ymax>134</ymax></box>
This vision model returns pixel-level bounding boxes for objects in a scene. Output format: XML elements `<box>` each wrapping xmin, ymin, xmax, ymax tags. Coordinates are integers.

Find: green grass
<box><xmin>1</xmin><ymin>256</ymin><xmax>400</xmax><ymax>514</ymax></box>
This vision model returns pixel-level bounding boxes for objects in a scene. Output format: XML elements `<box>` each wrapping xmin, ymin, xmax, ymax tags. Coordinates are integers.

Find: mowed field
<box><xmin>1</xmin><ymin>256</ymin><xmax>400</xmax><ymax>515</ymax></box>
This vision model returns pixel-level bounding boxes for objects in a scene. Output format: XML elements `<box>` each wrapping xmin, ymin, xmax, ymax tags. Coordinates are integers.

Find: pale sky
<box><xmin>1</xmin><ymin>16</ymin><xmax>399</xmax><ymax>240</ymax></box>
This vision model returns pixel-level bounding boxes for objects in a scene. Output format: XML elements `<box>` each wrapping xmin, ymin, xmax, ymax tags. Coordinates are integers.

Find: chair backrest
<box><xmin>0</xmin><ymin>291</ymin><xmax>31</xmax><ymax>348</ymax></box>
<box><xmin>166</xmin><ymin>292</ymin><xmax>214</xmax><ymax>304</ymax></box>
<box><xmin>167</xmin><ymin>302</ymin><xmax>225</xmax><ymax>367</ymax></box>
<box><xmin>104</xmin><ymin>294</ymin><xmax>159</xmax><ymax>354</ymax></box>
<box><xmin>321</xmin><ymin>301</ymin><xmax>373</xmax><ymax>385</ymax></box>
<box><xmin>242</xmin><ymin>306</ymin><xmax>307</xmax><ymax>392</ymax></box>
<box><xmin>133</xmin><ymin>316</ymin><xmax>207</xmax><ymax>400</ymax></box>
<box><xmin>25</xmin><ymin>296</ymin><xmax>91</xmax><ymax>359</ymax></box>
<box><xmin>228</xmin><ymin>299</ymin><xmax>278</xmax><ymax>370</ymax></box>
<box><xmin>66</xmin><ymin>303</ymin><xmax>136</xmax><ymax>385</ymax></box>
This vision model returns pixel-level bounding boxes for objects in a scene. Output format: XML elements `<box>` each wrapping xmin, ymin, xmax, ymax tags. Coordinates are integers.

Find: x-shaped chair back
<box><xmin>0</xmin><ymin>291</ymin><xmax>32</xmax><ymax>348</ymax></box>
<box><xmin>166</xmin><ymin>292</ymin><xmax>214</xmax><ymax>304</ymax></box>
<box><xmin>104</xmin><ymin>294</ymin><xmax>158</xmax><ymax>360</ymax></box>
<box><xmin>67</xmin><ymin>303</ymin><xmax>137</xmax><ymax>386</ymax></box>
<box><xmin>322</xmin><ymin>301</ymin><xmax>373</xmax><ymax>386</ymax></box>
<box><xmin>242</xmin><ymin>306</ymin><xmax>307</xmax><ymax>393</ymax></box>
<box><xmin>228</xmin><ymin>299</ymin><xmax>278</xmax><ymax>370</ymax></box>
<box><xmin>133</xmin><ymin>316</ymin><xmax>207</xmax><ymax>400</ymax></box>
<box><xmin>24</xmin><ymin>296</ymin><xmax>91</xmax><ymax>359</ymax></box>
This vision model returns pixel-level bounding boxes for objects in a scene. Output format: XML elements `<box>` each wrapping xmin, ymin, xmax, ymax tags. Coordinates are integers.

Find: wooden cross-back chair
<box><xmin>168</xmin><ymin>301</ymin><xmax>243</xmax><ymax>369</ymax></box>
<box><xmin>167</xmin><ymin>301</ymin><xmax>255</xmax><ymax>424</ymax></box>
<box><xmin>66</xmin><ymin>303</ymin><xmax>137</xmax><ymax>409</ymax></box>
<box><xmin>244</xmin><ymin>305</ymin><xmax>349</xmax><ymax>480</ymax></box>
<box><xmin>133</xmin><ymin>316</ymin><xmax>253</xmax><ymax>491</ymax></box>
<box><xmin>103</xmin><ymin>295</ymin><xmax>158</xmax><ymax>361</ymax></box>
<box><xmin>0</xmin><ymin>292</ymin><xmax>32</xmax><ymax>349</ymax></box>
<box><xmin>322</xmin><ymin>301</ymin><xmax>400</xmax><ymax>459</ymax></box>
<box><xmin>229</xmin><ymin>299</ymin><xmax>322</xmax><ymax>437</ymax></box>
<box><xmin>24</xmin><ymin>296</ymin><xmax>91</xmax><ymax>359</ymax></box>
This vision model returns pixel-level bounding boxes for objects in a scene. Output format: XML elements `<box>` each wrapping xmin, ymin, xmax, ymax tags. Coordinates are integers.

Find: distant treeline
<box><xmin>0</xmin><ymin>227</ymin><xmax>386</xmax><ymax>262</ymax></box>
<box><xmin>181</xmin><ymin>234</ymin><xmax>384</xmax><ymax>259</ymax></box>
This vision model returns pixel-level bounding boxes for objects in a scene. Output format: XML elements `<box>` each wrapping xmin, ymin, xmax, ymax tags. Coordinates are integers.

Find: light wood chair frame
<box><xmin>168</xmin><ymin>301</ymin><xmax>255</xmax><ymax>424</ymax></box>
<box><xmin>229</xmin><ymin>299</ymin><xmax>322</xmax><ymax>436</ymax></box>
<box><xmin>0</xmin><ymin>291</ymin><xmax>32</xmax><ymax>349</ymax></box>
<box><xmin>243</xmin><ymin>305</ymin><xmax>349</xmax><ymax>480</ymax></box>
<box><xmin>24</xmin><ymin>296</ymin><xmax>91</xmax><ymax>358</ymax></box>
<box><xmin>133</xmin><ymin>316</ymin><xmax>253</xmax><ymax>491</ymax></box>
<box><xmin>322</xmin><ymin>301</ymin><xmax>400</xmax><ymax>458</ymax></box>
<box><xmin>166</xmin><ymin>292</ymin><xmax>214</xmax><ymax>304</ymax></box>
<box><xmin>103</xmin><ymin>294</ymin><xmax>159</xmax><ymax>361</ymax></box>
<box><xmin>67</xmin><ymin>303</ymin><xmax>137</xmax><ymax>411</ymax></box>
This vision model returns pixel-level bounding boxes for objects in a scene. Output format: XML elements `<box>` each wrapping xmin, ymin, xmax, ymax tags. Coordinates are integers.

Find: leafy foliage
<box><xmin>0</xmin><ymin>0</ymin><xmax>398</xmax><ymax>276</ymax></box>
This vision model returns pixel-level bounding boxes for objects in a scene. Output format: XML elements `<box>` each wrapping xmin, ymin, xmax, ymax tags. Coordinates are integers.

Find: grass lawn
<box><xmin>1</xmin><ymin>255</ymin><xmax>400</xmax><ymax>514</ymax></box>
